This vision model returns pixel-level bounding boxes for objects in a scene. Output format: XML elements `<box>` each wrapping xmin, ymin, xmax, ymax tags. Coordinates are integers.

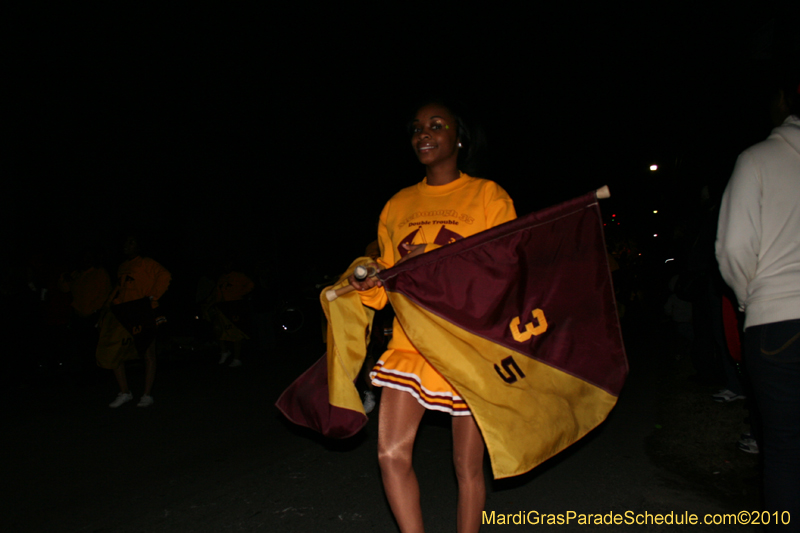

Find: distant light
<box><xmin>650</xmin><ymin>164</ymin><xmax>658</xmax><ymax>171</ymax></box>
<box><xmin>653</xmin><ymin>234</ymin><xmax>658</xmax><ymax>237</ymax></box>
<box><xmin>653</xmin><ymin>210</ymin><xmax>658</xmax><ymax>214</ymax></box>
<box><xmin>612</xmin><ymin>214</ymin><xmax>616</xmax><ymax>218</ymax></box>
<box><xmin>665</xmin><ymin>258</ymin><xmax>674</xmax><ymax>263</ymax></box>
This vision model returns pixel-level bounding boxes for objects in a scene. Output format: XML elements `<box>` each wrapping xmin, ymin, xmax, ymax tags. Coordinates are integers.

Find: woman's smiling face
<box><xmin>411</xmin><ymin>103</ymin><xmax>460</xmax><ymax>168</ymax></box>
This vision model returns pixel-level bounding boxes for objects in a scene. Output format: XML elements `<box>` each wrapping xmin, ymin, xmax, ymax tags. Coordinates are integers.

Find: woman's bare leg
<box><xmin>113</xmin><ymin>364</ymin><xmax>129</xmax><ymax>393</ymax></box>
<box><xmin>378</xmin><ymin>388</ymin><xmax>426</xmax><ymax>533</ymax></box>
<box><xmin>231</xmin><ymin>339</ymin><xmax>242</xmax><ymax>365</ymax></box>
<box><xmin>143</xmin><ymin>342</ymin><xmax>156</xmax><ymax>396</ymax></box>
<box><xmin>452</xmin><ymin>415</ymin><xmax>486</xmax><ymax>533</ymax></box>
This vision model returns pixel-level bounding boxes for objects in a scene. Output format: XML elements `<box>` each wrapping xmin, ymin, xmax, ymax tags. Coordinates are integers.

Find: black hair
<box><xmin>759</xmin><ymin>59</ymin><xmax>800</xmax><ymax>120</ymax></box>
<box><xmin>407</xmin><ymin>97</ymin><xmax>488</xmax><ymax>177</ymax></box>
<box><xmin>779</xmin><ymin>67</ymin><xmax>800</xmax><ymax>117</ymax></box>
<box><xmin>121</xmin><ymin>229</ymin><xmax>152</xmax><ymax>258</ymax></box>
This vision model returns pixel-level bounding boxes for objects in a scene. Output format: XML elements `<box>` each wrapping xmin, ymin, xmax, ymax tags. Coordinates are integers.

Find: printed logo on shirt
<box><xmin>434</xmin><ymin>226</ymin><xmax>463</xmax><ymax>246</ymax></box>
<box><xmin>398</xmin><ymin>226</ymin><xmax>464</xmax><ymax>257</ymax></box>
<box><xmin>398</xmin><ymin>228</ymin><xmax>421</xmax><ymax>258</ymax></box>
<box><xmin>399</xmin><ymin>210</ymin><xmax>475</xmax><ymax>228</ymax></box>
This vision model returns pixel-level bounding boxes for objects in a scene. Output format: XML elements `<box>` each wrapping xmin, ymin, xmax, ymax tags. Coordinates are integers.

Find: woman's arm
<box><xmin>349</xmin><ymin>203</ymin><xmax>393</xmax><ymax>309</ymax></box>
<box><xmin>484</xmin><ymin>181</ymin><xmax>517</xmax><ymax>227</ymax></box>
<box><xmin>147</xmin><ymin>259</ymin><xmax>172</xmax><ymax>306</ymax></box>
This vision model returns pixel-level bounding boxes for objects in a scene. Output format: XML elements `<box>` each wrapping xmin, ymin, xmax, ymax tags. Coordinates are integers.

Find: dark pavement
<box><xmin>3</xmin><ymin>314</ymin><xmax>763</xmax><ymax>532</ymax></box>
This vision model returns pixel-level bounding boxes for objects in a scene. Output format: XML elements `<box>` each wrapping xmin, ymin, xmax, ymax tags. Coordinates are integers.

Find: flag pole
<box><xmin>326</xmin><ymin>280</ymin><xmax>377</xmax><ymax>302</ymax></box>
<box><xmin>326</xmin><ymin>185</ymin><xmax>610</xmax><ymax>302</ymax></box>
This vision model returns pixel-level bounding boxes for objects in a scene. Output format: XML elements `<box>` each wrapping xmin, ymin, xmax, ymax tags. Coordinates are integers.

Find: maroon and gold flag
<box><xmin>277</xmin><ymin>259</ymin><xmax>374</xmax><ymax>438</ymax></box>
<box><xmin>277</xmin><ymin>190</ymin><xmax>627</xmax><ymax>479</ymax></box>
<box><xmin>381</xmin><ymin>190</ymin><xmax>627</xmax><ymax>478</ymax></box>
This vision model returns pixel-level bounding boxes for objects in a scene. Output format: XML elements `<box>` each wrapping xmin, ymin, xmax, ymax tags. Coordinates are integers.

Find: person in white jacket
<box><xmin>716</xmin><ymin>74</ymin><xmax>799</xmax><ymax>530</ymax></box>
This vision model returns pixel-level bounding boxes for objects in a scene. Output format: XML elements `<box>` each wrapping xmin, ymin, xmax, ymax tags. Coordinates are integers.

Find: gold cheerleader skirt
<box><xmin>370</xmin><ymin>349</ymin><xmax>471</xmax><ymax>416</ymax></box>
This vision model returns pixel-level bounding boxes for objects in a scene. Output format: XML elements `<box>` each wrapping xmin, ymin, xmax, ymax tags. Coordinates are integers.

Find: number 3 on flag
<box><xmin>509</xmin><ymin>309</ymin><xmax>548</xmax><ymax>342</ymax></box>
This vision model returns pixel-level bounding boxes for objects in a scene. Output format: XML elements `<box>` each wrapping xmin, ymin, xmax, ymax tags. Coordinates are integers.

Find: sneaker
<box><xmin>137</xmin><ymin>395</ymin><xmax>154</xmax><ymax>407</ymax></box>
<box><xmin>738</xmin><ymin>432</ymin><xmax>759</xmax><ymax>454</ymax></box>
<box><xmin>219</xmin><ymin>351</ymin><xmax>231</xmax><ymax>364</ymax></box>
<box><xmin>712</xmin><ymin>389</ymin><xmax>746</xmax><ymax>402</ymax></box>
<box><xmin>363</xmin><ymin>391</ymin><xmax>376</xmax><ymax>414</ymax></box>
<box><xmin>229</xmin><ymin>359</ymin><xmax>242</xmax><ymax>368</ymax></box>
<box><xmin>109</xmin><ymin>392</ymin><xmax>133</xmax><ymax>408</ymax></box>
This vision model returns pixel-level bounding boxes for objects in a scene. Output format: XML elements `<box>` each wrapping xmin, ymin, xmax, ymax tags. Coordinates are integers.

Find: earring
<box><xmin>457</xmin><ymin>142</ymin><xmax>463</xmax><ymax>148</ymax></box>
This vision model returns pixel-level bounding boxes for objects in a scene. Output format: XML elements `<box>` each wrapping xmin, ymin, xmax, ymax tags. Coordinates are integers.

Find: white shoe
<box><xmin>712</xmin><ymin>389</ymin><xmax>745</xmax><ymax>402</ymax></box>
<box><xmin>109</xmin><ymin>392</ymin><xmax>133</xmax><ymax>408</ymax></box>
<box><xmin>738</xmin><ymin>432</ymin><xmax>759</xmax><ymax>454</ymax></box>
<box><xmin>137</xmin><ymin>395</ymin><xmax>154</xmax><ymax>407</ymax></box>
<box><xmin>363</xmin><ymin>391</ymin><xmax>376</xmax><ymax>414</ymax></box>
<box><xmin>219</xmin><ymin>351</ymin><xmax>231</xmax><ymax>364</ymax></box>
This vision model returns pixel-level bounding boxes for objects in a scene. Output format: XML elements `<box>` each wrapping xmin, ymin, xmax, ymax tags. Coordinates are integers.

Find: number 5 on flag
<box><xmin>494</xmin><ymin>356</ymin><xmax>526</xmax><ymax>384</ymax></box>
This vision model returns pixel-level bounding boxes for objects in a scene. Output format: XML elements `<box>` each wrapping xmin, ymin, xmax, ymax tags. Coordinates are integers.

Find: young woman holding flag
<box><xmin>349</xmin><ymin>100</ymin><xmax>516</xmax><ymax>533</ymax></box>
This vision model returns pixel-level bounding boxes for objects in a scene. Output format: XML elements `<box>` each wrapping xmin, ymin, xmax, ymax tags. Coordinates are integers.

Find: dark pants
<box><xmin>745</xmin><ymin>319</ymin><xmax>800</xmax><ymax>531</ymax></box>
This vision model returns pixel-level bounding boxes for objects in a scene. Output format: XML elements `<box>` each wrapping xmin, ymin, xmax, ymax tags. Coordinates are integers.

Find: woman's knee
<box><xmin>378</xmin><ymin>442</ymin><xmax>413</xmax><ymax>473</ymax></box>
<box><xmin>453</xmin><ymin>453</ymin><xmax>484</xmax><ymax>484</ymax></box>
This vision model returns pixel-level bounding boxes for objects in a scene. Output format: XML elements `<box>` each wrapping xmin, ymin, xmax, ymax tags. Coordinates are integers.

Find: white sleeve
<box><xmin>715</xmin><ymin>151</ymin><xmax>761</xmax><ymax>309</ymax></box>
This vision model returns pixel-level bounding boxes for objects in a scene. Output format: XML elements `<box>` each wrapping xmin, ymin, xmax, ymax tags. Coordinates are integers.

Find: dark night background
<box><xmin>2</xmin><ymin>4</ymin><xmax>800</xmax><ymax>532</ymax></box>
<box><xmin>6</xmin><ymin>4</ymin><xmax>797</xmax><ymax>282</ymax></box>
